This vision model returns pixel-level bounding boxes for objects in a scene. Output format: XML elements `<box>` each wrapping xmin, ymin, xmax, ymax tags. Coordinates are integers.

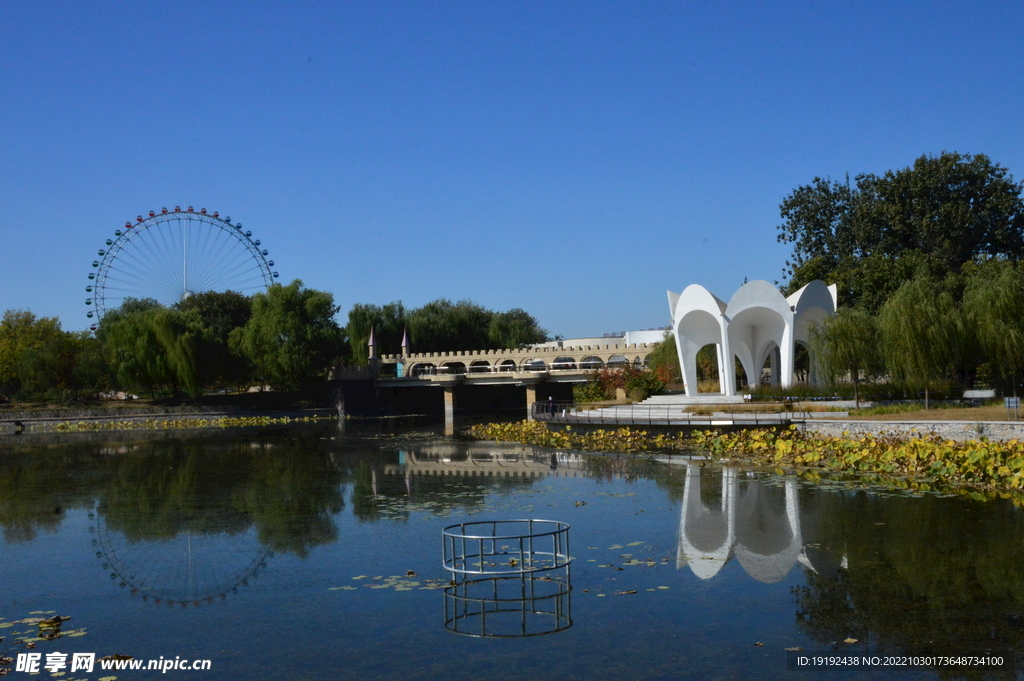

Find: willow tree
<box><xmin>809</xmin><ymin>308</ymin><xmax>880</xmax><ymax>408</ymax></box>
<box><xmin>487</xmin><ymin>308</ymin><xmax>547</xmax><ymax>349</ymax></box>
<box><xmin>877</xmin><ymin>275</ymin><xmax>964</xmax><ymax>408</ymax></box>
<box><xmin>150</xmin><ymin>308</ymin><xmax>207</xmax><ymax>398</ymax></box>
<box><xmin>231</xmin><ymin>280</ymin><xmax>344</xmax><ymax>391</ymax></box>
<box><xmin>346</xmin><ymin>301</ymin><xmax>406</xmax><ymax>365</ymax></box>
<box><xmin>99</xmin><ymin>304</ymin><xmax>208</xmax><ymax>399</ymax></box>
<box><xmin>964</xmin><ymin>261</ymin><xmax>1024</xmax><ymax>395</ymax></box>
<box><xmin>99</xmin><ymin>306</ymin><xmax>172</xmax><ymax>398</ymax></box>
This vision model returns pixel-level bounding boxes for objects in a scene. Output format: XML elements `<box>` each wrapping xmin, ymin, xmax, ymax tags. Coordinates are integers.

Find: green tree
<box><xmin>0</xmin><ymin>310</ymin><xmax>64</xmax><ymax>397</ymax></box>
<box><xmin>487</xmin><ymin>308</ymin><xmax>548</xmax><ymax>348</ymax></box>
<box><xmin>0</xmin><ymin>311</ymin><xmax>108</xmax><ymax>401</ymax></box>
<box><xmin>231</xmin><ymin>280</ymin><xmax>344</xmax><ymax>390</ymax></box>
<box><xmin>408</xmin><ymin>299</ymin><xmax>492</xmax><ymax>352</ymax></box>
<box><xmin>97</xmin><ymin>305</ymin><xmax>172</xmax><ymax>398</ymax></box>
<box><xmin>877</xmin><ymin>275</ymin><xmax>966</xmax><ymax>408</ymax></box>
<box><xmin>344</xmin><ymin>298</ymin><xmax>547</xmax><ymax>364</ymax></box>
<box><xmin>175</xmin><ymin>290</ymin><xmax>253</xmax><ymax>388</ymax></box>
<box><xmin>99</xmin><ymin>303</ymin><xmax>208</xmax><ymax>398</ymax></box>
<box><xmin>964</xmin><ymin>260</ymin><xmax>1024</xmax><ymax>394</ymax></box>
<box><xmin>808</xmin><ymin>308</ymin><xmax>881</xmax><ymax>407</ymax></box>
<box><xmin>15</xmin><ymin>330</ymin><xmax>107</xmax><ymax>400</ymax></box>
<box><xmin>647</xmin><ymin>332</ymin><xmax>681</xmax><ymax>383</ymax></box>
<box><xmin>779</xmin><ymin>152</ymin><xmax>1024</xmax><ymax>311</ymax></box>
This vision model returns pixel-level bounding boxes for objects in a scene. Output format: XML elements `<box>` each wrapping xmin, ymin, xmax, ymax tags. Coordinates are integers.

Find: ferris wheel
<box><xmin>86</xmin><ymin>206</ymin><xmax>278</xmax><ymax>328</ymax></box>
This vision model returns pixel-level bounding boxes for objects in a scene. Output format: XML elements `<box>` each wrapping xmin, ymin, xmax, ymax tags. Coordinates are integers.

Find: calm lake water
<box><xmin>2</xmin><ymin>423</ymin><xmax>1022</xmax><ymax>680</ymax></box>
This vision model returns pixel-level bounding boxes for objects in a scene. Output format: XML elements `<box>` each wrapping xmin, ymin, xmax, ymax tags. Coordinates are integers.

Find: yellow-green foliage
<box><xmin>467</xmin><ymin>420</ymin><xmax>689</xmax><ymax>453</ymax></box>
<box><xmin>691</xmin><ymin>426</ymin><xmax>1024</xmax><ymax>491</ymax></box>
<box><xmin>469</xmin><ymin>421</ymin><xmax>1024</xmax><ymax>496</ymax></box>
<box><xmin>53</xmin><ymin>415</ymin><xmax>331</xmax><ymax>432</ymax></box>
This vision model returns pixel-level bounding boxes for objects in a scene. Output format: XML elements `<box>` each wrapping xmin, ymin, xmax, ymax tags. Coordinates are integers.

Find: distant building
<box><xmin>533</xmin><ymin>327</ymin><xmax>670</xmax><ymax>349</ymax></box>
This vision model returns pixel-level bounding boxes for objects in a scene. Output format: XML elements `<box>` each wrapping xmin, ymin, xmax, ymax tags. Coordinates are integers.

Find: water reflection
<box><xmin>5</xmin><ymin>430</ymin><xmax>1024</xmax><ymax>673</ymax></box>
<box><xmin>678</xmin><ymin>462</ymin><xmax>837</xmax><ymax>583</ymax></box>
<box><xmin>94</xmin><ymin>517</ymin><xmax>271</xmax><ymax>607</ymax></box>
<box><xmin>383</xmin><ymin>443</ymin><xmax>589</xmax><ymax>478</ymax></box>
<box><xmin>443</xmin><ymin>574</ymin><xmax>572</xmax><ymax>638</ymax></box>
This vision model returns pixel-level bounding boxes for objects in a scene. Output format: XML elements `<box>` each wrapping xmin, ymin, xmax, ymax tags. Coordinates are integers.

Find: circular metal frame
<box><xmin>86</xmin><ymin>207</ymin><xmax>278</xmax><ymax>324</ymax></box>
<box><xmin>442</xmin><ymin>519</ymin><xmax>571</xmax><ymax>576</ymax></box>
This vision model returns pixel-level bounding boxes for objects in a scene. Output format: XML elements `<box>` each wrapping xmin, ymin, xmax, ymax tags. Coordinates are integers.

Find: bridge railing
<box><xmin>407</xmin><ymin>364</ymin><xmax>594</xmax><ymax>377</ymax></box>
<box><xmin>531</xmin><ymin>401</ymin><xmax>797</xmax><ymax>426</ymax></box>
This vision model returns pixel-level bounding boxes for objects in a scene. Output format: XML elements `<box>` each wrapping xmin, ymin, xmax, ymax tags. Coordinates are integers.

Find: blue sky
<box><xmin>3</xmin><ymin>1</ymin><xmax>1023</xmax><ymax>339</ymax></box>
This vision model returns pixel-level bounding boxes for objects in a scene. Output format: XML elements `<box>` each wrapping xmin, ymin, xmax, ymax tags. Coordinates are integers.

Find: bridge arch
<box><xmin>552</xmin><ymin>356</ymin><xmax>577</xmax><ymax>370</ymax></box>
<box><xmin>580</xmin><ymin>356</ymin><xmax>603</xmax><ymax>370</ymax></box>
<box><xmin>468</xmin><ymin>360</ymin><xmax>491</xmax><ymax>374</ymax></box>
<box><xmin>440</xmin><ymin>361</ymin><xmax>466</xmax><ymax>375</ymax></box>
<box><xmin>607</xmin><ymin>354</ymin><xmax>628</xmax><ymax>368</ymax></box>
<box><xmin>410</xmin><ymin>362</ymin><xmax>435</xmax><ymax>377</ymax></box>
<box><xmin>497</xmin><ymin>359</ymin><xmax>517</xmax><ymax>372</ymax></box>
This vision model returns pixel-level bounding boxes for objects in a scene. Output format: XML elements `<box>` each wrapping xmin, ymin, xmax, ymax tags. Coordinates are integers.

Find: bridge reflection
<box><xmin>383</xmin><ymin>444</ymin><xmax>592</xmax><ymax>479</ymax></box>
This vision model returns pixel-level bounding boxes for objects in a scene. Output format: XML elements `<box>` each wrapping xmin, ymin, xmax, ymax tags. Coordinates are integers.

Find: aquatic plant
<box><xmin>689</xmin><ymin>426</ymin><xmax>1024</xmax><ymax>492</ymax></box>
<box><xmin>467</xmin><ymin>420</ymin><xmax>688</xmax><ymax>453</ymax></box>
<box><xmin>52</xmin><ymin>415</ymin><xmax>331</xmax><ymax>432</ymax></box>
<box><xmin>468</xmin><ymin>420</ymin><xmax>1024</xmax><ymax>497</ymax></box>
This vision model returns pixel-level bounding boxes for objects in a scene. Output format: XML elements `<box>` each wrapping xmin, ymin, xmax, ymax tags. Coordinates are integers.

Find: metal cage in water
<box><xmin>441</xmin><ymin>519</ymin><xmax>572</xmax><ymax>637</ymax></box>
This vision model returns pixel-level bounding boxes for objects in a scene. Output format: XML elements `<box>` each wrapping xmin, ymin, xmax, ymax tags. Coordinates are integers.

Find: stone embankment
<box><xmin>800</xmin><ymin>419</ymin><xmax>1024</xmax><ymax>442</ymax></box>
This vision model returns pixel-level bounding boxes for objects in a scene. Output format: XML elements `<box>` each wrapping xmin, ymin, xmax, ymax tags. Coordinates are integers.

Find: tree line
<box><xmin>0</xmin><ymin>281</ymin><xmax>548</xmax><ymax>403</ymax></box>
<box><xmin>790</xmin><ymin>152</ymin><xmax>1024</xmax><ymax>404</ymax></box>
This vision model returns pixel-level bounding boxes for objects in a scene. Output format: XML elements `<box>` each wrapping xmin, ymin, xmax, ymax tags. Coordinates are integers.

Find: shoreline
<box><xmin>466</xmin><ymin>420</ymin><xmax>1024</xmax><ymax>503</ymax></box>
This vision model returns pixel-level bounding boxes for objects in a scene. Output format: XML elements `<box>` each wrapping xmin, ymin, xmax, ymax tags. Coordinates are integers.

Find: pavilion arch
<box><xmin>580</xmin><ymin>356</ymin><xmax>603</xmax><ymax>370</ymax></box>
<box><xmin>694</xmin><ymin>342</ymin><xmax>721</xmax><ymax>388</ymax></box>
<box><xmin>789</xmin><ymin>280</ymin><xmax>836</xmax><ymax>385</ymax></box>
<box><xmin>793</xmin><ymin>340</ymin><xmax>812</xmax><ymax>383</ymax></box>
<box><xmin>756</xmin><ymin>340</ymin><xmax>782</xmax><ymax>386</ymax></box>
<box><xmin>669</xmin><ymin>285</ymin><xmax>728</xmax><ymax>396</ymax></box>
<box><xmin>726</xmin><ymin>281</ymin><xmax>794</xmax><ymax>393</ymax></box>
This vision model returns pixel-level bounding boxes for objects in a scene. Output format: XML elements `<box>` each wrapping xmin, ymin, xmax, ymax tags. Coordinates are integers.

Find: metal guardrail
<box><xmin>531</xmin><ymin>401</ymin><xmax>801</xmax><ymax>426</ymax></box>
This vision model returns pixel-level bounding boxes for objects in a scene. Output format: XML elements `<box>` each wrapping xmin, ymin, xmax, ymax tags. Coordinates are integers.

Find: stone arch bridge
<box><xmin>379</xmin><ymin>342</ymin><xmax>654</xmax><ymax>377</ymax></box>
<box><xmin>374</xmin><ymin>343</ymin><xmax>656</xmax><ymax>434</ymax></box>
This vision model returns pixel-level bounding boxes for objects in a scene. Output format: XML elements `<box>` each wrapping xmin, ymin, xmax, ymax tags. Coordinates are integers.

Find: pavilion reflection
<box><xmin>678</xmin><ymin>462</ymin><xmax>844</xmax><ymax>583</ymax></box>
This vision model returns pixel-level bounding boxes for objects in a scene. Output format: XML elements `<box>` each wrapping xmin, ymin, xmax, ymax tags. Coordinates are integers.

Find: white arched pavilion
<box><xmin>667</xmin><ymin>280</ymin><xmax>836</xmax><ymax>397</ymax></box>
